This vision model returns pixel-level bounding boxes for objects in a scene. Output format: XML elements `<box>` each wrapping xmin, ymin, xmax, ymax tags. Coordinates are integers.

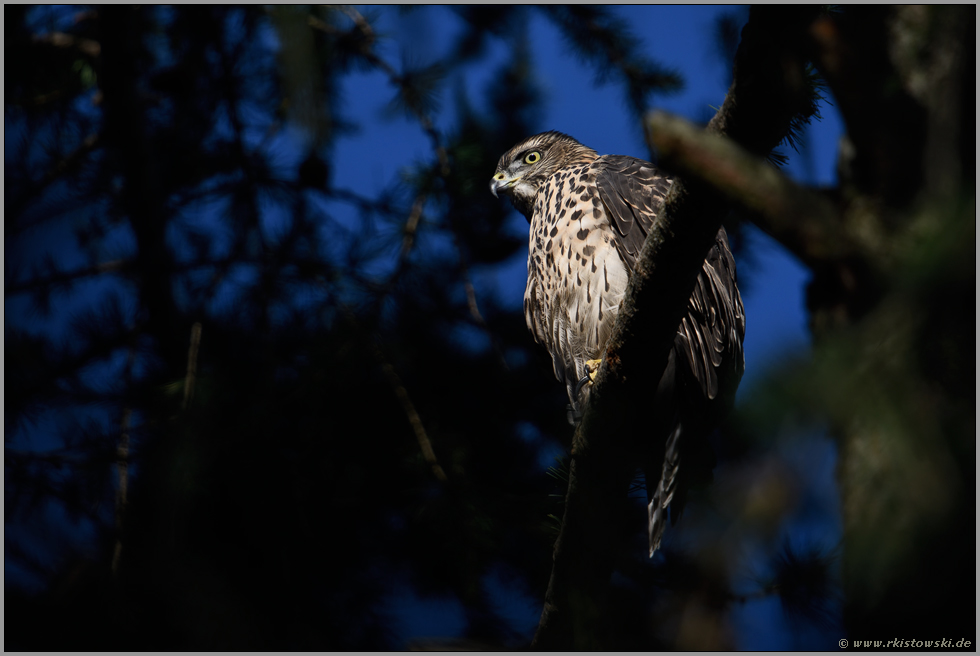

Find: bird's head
<box><xmin>490</xmin><ymin>131</ymin><xmax>599</xmax><ymax>221</ymax></box>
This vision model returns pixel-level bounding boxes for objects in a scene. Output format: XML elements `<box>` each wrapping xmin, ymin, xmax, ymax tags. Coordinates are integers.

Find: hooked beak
<box><xmin>490</xmin><ymin>172</ymin><xmax>518</xmax><ymax>198</ymax></box>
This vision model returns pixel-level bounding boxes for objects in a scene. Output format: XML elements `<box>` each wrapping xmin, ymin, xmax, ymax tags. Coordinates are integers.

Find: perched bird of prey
<box><xmin>490</xmin><ymin>131</ymin><xmax>745</xmax><ymax>556</ymax></box>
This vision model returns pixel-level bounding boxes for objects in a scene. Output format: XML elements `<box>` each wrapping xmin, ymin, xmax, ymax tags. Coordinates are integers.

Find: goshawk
<box><xmin>490</xmin><ymin>131</ymin><xmax>745</xmax><ymax>556</ymax></box>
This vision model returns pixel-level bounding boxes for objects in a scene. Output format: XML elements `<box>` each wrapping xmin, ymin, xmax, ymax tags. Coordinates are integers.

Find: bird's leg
<box><xmin>573</xmin><ymin>358</ymin><xmax>604</xmax><ymax>399</ymax></box>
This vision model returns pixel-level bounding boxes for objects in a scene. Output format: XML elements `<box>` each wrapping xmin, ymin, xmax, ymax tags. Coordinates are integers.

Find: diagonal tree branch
<box><xmin>647</xmin><ymin>112</ymin><xmax>868</xmax><ymax>269</ymax></box>
<box><xmin>531</xmin><ymin>6</ymin><xmax>824</xmax><ymax>649</ymax></box>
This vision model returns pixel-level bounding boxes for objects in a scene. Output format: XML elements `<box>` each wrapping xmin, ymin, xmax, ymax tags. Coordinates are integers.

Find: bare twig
<box><xmin>112</xmin><ymin>342</ymin><xmax>137</xmax><ymax>576</ymax></box>
<box><xmin>338</xmin><ymin>304</ymin><xmax>447</xmax><ymax>483</ymax></box>
<box><xmin>111</xmin><ymin>407</ymin><xmax>131</xmax><ymax>575</ymax></box>
<box><xmin>461</xmin><ymin>273</ymin><xmax>487</xmax><ymax>328</ymax></box>
<box><xmin>447</xmin><ymin>229</ymin><xmax>511</xmax><ymax>372</ymax></box>
<box><xmin>377</xmin><ymin>347</ymin><xmax>448</xmax><ymax>483</ymax></box>
<box><xmin>399</xmin><ymin>194</ymin><xmax>427</xmax><ymax>260</ymax></box>
<box><xmin>32</xmin><ymin>32</ymin><xmax>101</xmax><ymax>57</ymax></box>
<box><xmin>182</xmin><ymin>322</ymin><xmax>203</xmax><ymax>411</ymax></box>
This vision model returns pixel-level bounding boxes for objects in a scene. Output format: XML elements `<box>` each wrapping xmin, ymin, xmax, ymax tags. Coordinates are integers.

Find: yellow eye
<box><xmin>524</xmin><ymin>151</ymin><xmax>541</xmax><ymax>164</ymax></box>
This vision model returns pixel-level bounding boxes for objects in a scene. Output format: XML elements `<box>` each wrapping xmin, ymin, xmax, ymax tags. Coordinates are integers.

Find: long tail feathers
<box><xmin>648</xmin><ymin>422</ymin><xmax>683</xmax><ymax>557</ymax></box>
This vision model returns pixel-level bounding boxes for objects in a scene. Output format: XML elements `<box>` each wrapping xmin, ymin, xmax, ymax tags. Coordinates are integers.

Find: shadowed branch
<box><xmin>532</xmin><ymin>6</ymin><xmax>823</xmax><ymax>649</ymax></box>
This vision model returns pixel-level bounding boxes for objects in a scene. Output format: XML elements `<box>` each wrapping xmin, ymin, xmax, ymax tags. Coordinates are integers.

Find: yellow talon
<box><xmin>584</xmin><ymin>358</ymin><xmax>603</xmax><ymax>383</ymax></box>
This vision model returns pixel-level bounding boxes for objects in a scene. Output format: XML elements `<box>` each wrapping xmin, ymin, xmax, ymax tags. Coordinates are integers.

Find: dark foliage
<box><xmin>4</xmin><ymin>5</ymin><xmax>688</xmax><ymax>649</ymax></box>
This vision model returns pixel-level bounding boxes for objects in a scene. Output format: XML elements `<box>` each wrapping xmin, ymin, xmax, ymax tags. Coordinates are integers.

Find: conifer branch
<box><xmin>314</xmin><ymin>7</ymin><xmax>501</xmax><ymax>370</ymax></box>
